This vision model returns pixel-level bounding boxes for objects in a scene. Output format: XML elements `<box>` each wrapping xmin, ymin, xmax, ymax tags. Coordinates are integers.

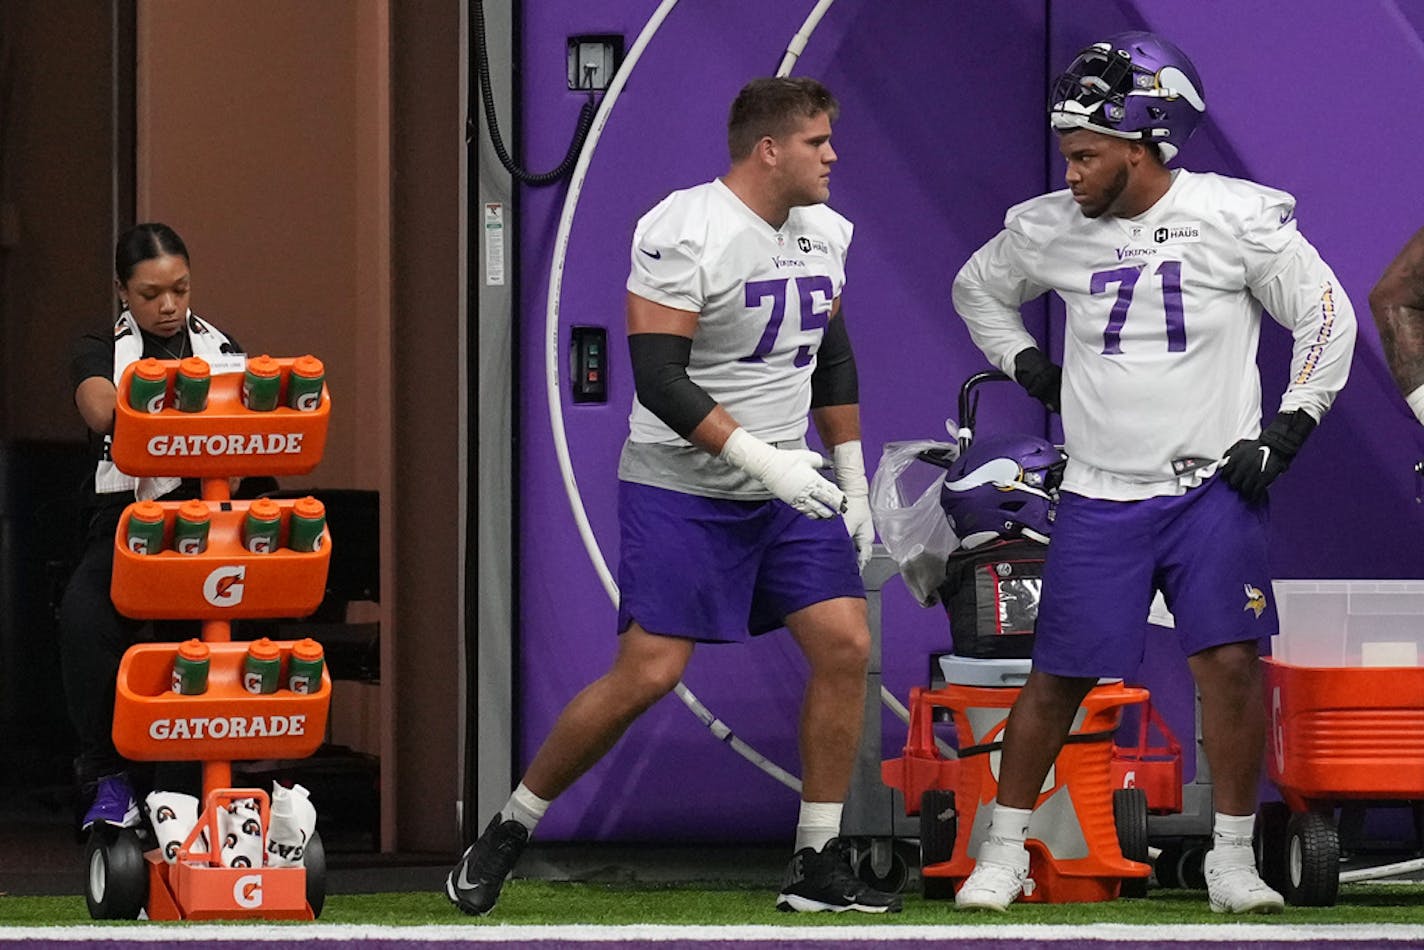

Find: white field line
<box><xmin>2</xmin><ymin>922</ymin><xmax>1424</xmax><ymax>943</ymax></box>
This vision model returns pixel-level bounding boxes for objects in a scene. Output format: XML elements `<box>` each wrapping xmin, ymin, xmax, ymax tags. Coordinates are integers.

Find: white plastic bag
<box><xmin>869</xmin><ymin>438</ymin><xmax>964</xmax><ymax>606</ymax></box>
<box><xmin>266</xmin><ymin>782</ymin><xmax>318</xmax><ymax>867</ymax></box>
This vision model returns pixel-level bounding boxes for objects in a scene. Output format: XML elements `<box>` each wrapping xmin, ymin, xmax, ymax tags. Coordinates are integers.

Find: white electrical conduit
<box><xmin>543</xmin><ymin>0</ymin><xmax>946</xmax><ymax>794</ymax></box>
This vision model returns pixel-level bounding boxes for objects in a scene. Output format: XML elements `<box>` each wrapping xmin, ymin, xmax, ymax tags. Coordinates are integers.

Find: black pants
<box><xmin>57</xmin><ymin>511</ymin><xmax>198</xmax><ymax>782</ymax></box>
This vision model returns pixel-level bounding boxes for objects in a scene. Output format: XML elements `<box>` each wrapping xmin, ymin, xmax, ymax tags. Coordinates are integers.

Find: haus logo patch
<box><xmin>1152</xmin><ymin>222</ymin><xmax>1202</xmax><ymax>245</ymax></box>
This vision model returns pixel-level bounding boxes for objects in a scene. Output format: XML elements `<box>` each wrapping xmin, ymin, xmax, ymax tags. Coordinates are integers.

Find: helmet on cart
<box><xmin>939</xmin><ymin>433</ymin><xmax>1065</xmax><ymax>548</ymax></box>
<box><xmin>1049</xmin><ymin>31</ymin><xmax>1205</xmax><ymax>162</ymax></box>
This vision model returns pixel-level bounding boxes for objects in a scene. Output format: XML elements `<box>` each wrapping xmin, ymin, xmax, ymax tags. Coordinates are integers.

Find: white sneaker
<box><xmin>1205</xmin><ymin>845</ymin><xmax>1284</xmax><ymax>914</ymax></box>
<box><xmin>955</xmin><ymin>841</ymin><xmax>1031</xmax><ymax>912</ymax></box>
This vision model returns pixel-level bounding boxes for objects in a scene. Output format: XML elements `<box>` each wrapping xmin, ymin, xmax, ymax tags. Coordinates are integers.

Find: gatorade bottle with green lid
<box><xmin>286</xmin><ymin>355</ymin><xmax>325</xmax><ymax>412</ymax></box>
<box><xmin>287</xmin><ymin>638</ymin><xmax>325</xmax><ymax>694</ymax></box>
<box><xmin>171</xmin><ymin>639</ymin><xmax>211</xmax><ymax>695</ymax></box>
<box><xmin>174</xmin><ymin>356</ymin><xmax>211</xmax><ymax>412</ymax></box>
<box><xmin>243</xmin><ymin>354</ymin><xmax>282</xmax><ymax>411</ymax></box>
<box><xmin>287</xmin><ymin>496</ymin><xmax>326</xmax><ymax>553</ymax></box>
<box><xmin>129</xmin><ymin>358</ymin><xmax>168</xmax><ymax>413</ymax></box>
<box><xmin>125</xmin><ymin>500</ymin><xmax>166</xmax><ymax>555</ymax></box>
<box><xmin>173</xmin><ymin>500</ymin><xmax>211</xmax><ymax>555</ymax></box>
<box><xmin>243</xmin><ymin>498</ymin><xmax>282</xmax><ymax>553</ymax></box>
<box><xmin>242</xmin><ymin>638</ymin><xmax>282</xmax><ymax>694</ymax></box>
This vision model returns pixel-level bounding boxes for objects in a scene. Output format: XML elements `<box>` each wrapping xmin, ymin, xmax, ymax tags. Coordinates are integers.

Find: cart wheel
<box><xmin>84</xmin><ymin>827</ymin><xmax>148</xmax><ymax>920</ymax></box>
<box><xmin>1255</xmin><ymin>801</ymin><xmax>1290</xmax><ymax>892</ymax></box>
<box><xmin>1284</xmin><ymin>811</ymin><xmax>1339</xmax><ymax>907</ymax></box>
<box><xmin>1153</xmin><ymin>840</ymin><xmax>1181</xmax><ymax>888</ymax></box>
<box><xmin>1113</xmin><ymin>788</ymin><xmax>1149</xmax><ymax>898</ymax></box>
<box><xmin>304</xmin><ymin>830</ymin><xmax>327</xmax><ymax>917</ymax></box>
<box><xmin>919</xmin><ymin>789</ymin><xmax>957</xmax><ymax>900</ymax></box>
<box><xmin>1176</xmin><ymin>842</ymin><xmax>1207</xmax><ymax>890</ymax></box>
<box><xmin>853</xmin><ymin>838</ymin><xmax>912</xmax><ymax>894</ymax></box>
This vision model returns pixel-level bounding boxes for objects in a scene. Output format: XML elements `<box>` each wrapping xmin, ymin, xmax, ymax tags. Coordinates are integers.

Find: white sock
<box><xmin>794</xmin><ymin>800</ymin><xmax>843</xmax><ymax>853</ymax></box>
<box><xmin>1213</xmin><ymin>811</ymin><xmax>1255</xmax><ymax>849</ymax></box>
<box><xmin>986</xmin><ymin>802</ymin><xmax>1033</xmax><ymax>848</ymax></box>
<box><xmin>500</xmin><ymin>782</ymin><xmax>551</xmax><ymax>834</ymax></box>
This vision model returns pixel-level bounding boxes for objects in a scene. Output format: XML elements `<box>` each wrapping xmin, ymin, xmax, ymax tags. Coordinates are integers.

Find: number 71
<box><xmin>1090</xmin><ymin>261</ymin><xmax>1185</xmax><ymax>354</ymax></box>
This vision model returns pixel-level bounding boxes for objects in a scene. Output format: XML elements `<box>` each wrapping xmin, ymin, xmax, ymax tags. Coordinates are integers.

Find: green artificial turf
<box><xmin>4</xmin><ymin>882</ymin><xmax>1424</xmax><ymax>927</ymax></box>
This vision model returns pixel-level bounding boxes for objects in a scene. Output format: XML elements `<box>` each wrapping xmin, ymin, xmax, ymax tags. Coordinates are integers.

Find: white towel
<box><xmin>217</xmin><ymin>796</ymin><xmax>265</xmax><ymax>869</ymax></box>
<box><xmin>145</xmin><ymin>791</ymin><xmax>204</xmax><ymax>864</ymax></box>
<box><xmin>96</xmin><ymin>309</ymin><xmax>235</xmax><ymax>500</ymax></box>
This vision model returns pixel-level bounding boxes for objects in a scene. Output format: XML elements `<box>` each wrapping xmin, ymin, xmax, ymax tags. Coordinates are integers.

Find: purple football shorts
<box><xmin>1032</xmin><ymin>475</ymin><xmax>1277</xmax><ymax>679</ymax></box>
<box><xmin>615</xmin><ymin>481</ymin><xmax>865</xmax><ymax>642</ymax></box>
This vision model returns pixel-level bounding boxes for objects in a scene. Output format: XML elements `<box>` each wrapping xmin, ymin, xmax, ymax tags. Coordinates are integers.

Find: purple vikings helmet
<box><xmin>939</xmin><ymin>434</ymin><xmax>1066</xmax><ymax>548</ymax></box>
<box><xmin>1049</xmin><ymin>31</ymin><xmax>1205</xmax><ymax>162</ymax></box>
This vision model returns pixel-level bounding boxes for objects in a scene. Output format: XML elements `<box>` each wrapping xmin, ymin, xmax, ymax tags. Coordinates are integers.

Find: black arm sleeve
<box><xmin>627</xmin><ymin>332</ymin><xmax>718</xmax><ymax>439</ymax></box>
<box><xmin>810</xmin><ymin>311</ymin><xmax>859</xmax><ymax>408</ymax></box>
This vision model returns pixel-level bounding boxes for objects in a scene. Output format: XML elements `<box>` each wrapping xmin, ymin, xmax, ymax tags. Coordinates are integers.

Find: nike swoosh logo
<box><xmin>1279</xmin><ymin>209</ymin><xmax>1294</xmax><ymax>225</ymax></box>
<box><xmin>457</xmin><ymin>864</ymin><xmax>480</xmax><ymax>890</ymax></box>
<box><xmin>1257</xmin><ymin>445</ymin><xmax>1271</xmax><ymax>471</ymax></box>
<box><xmin>639</xmin><ymin>247</ymin><xmax>662</xmax><ymax>260</ymax></box>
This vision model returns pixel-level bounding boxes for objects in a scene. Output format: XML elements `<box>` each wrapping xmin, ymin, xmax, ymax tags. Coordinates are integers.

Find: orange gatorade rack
<box><xmin>883</xmin><ymin>681</ymin><xmax>1151</xmax><ymax>903</ymax></box>
<box><xmin>103</xmin><ymin>356</ymin><xmax>332</xmax><ymax>921</ymax></box>
<box><xmin>111</xmin><ymin>500</ymin><xmax>330</xmax><ymax>620</ymax></box>
<box><xmin>110</xmin><ymin>357</ymin><xmax>329</xmax><ymax>478</ymax></box>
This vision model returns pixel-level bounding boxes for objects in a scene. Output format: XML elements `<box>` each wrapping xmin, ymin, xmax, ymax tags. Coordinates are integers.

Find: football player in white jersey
<box><xmin>951</xmin><ymin>33</ymin><xmax>1356</xmax><ymax>914</ymax></box>
<box><xmin>1370</xmin><ymin>228</ymin><xmax>1424</xmax><ymax>423</ymax></box>
<box><xmin>447</xmin><ymin>77</ymin><xmax>899</xmax><ymax>916</ymax></box>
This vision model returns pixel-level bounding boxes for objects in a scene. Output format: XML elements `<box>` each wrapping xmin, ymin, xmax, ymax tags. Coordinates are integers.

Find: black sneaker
<box><xmin>776</xmin><ymin>838</ymin><xmax>902</xmax><ymax>913</ymax></box>
<box><xmin>445</xmin><ymin>815</ymin><xmax>529</xmax><ymax>915</ymax></box>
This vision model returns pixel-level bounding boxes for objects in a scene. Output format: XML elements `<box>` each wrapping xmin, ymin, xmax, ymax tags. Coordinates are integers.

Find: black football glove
<box><xmin>1219</xmin><ymin>410</ymin><xmax>1317</xmax><ymax>503</ymax></box>
<box><xmin>1013</xmin><ymin>347</ymin><xmax>1062</xmax><ymax>413</ymax></box>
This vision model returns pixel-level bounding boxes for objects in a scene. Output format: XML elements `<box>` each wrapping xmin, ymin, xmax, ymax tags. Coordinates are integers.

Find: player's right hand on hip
<box><xmin>1013</xmin><ymin>346</ymin><xmax>1062</xmax><ymax>413</ymax></box>
<box><xmin>1218</xmin><ymin>409</ymin><xmax>1317</xmax><ymax>503</ymax></box>
<box><xmin>720</xmin><ymin>427</ymin><xmax>847</xmax><ymax>520</ymax></box>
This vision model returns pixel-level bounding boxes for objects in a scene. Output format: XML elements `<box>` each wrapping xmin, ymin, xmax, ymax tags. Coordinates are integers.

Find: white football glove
<box><xmin>721</xmin><ymin>427</ymin><xmax>846</xmax><ymax>520</ymax></box>
<box><xmin>832</xmin><ymin>440</ymin><xmax>874</xmax><ymax>570</ymax></box>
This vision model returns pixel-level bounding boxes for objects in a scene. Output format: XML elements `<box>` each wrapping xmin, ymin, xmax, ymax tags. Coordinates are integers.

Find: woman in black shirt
<box><xmin>61</xmin><ymin>223</ymin><xmax>241</xmax><ymax>831</ymax></box>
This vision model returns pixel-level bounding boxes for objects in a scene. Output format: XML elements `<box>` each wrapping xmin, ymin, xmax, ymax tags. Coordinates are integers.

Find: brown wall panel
<box><xmin>0</xmin><ymin>1</ymin><xmax>117</xmax><ymax>442</ymax></box>
<box><xmin>136</xmin><ymin>0</ymin><xmax>377</xmax><ymax>491</ymax></box>
<box><xmin>390</xmin><ymin>1</ymin><xmax>462</xmax><ymax>854</ymax></box>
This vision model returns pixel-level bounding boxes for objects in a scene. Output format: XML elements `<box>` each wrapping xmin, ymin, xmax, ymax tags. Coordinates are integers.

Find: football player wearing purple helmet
<box><xmin>952</xmin><ymin>32</ymin><xmax>1356</xmax><ymax>914</ymax></box>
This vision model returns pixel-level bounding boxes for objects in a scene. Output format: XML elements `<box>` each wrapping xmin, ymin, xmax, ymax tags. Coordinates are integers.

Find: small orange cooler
<box><xmin>882</xmin><ymin>657</ymin><xmax>1151</xmax><ymax>903</ymax></box>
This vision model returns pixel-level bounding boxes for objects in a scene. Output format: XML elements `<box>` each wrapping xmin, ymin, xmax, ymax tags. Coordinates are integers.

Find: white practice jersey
<box><xmin>626</xmin><ymin>178</ymin><xmax>852</xmax><ymax>446</ymax></box>
<box><xmin>953</xmin><ymin>169</ymin><xmax>1356</xmax><ymax>501</ymax></box>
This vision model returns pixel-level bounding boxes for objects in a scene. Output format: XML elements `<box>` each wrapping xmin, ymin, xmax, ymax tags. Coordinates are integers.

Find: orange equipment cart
<box><xmin>1258</xmin><ymin>657</ymin><xmax>1424</xmax><ymax>906</ymax></box>
<box><xmin>84</xmin><ymin>356</ymin><xmax>334</xmax><ymax>921</ymax></box>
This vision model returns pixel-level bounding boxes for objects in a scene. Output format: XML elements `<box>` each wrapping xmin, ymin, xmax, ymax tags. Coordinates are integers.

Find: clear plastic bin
<box><xmin>1271</xmin><ymin>580</ymin><xmax>1424</xmax><ymax>668</ymax></box>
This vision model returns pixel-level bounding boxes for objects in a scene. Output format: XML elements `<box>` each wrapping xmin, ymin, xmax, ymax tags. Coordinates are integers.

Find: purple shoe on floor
<box><xmin>82</xmin><ymin>773</ymin><xmax>141</xmax><ymax>831</ymax></box>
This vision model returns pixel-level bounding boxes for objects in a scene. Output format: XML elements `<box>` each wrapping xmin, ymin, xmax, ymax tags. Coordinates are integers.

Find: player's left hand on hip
<box><xmin>1219</xmin><ymin>409</ymin><xmax>1317</xmax><ymax>503</ymax></box>
<box><xmin>832</xmin><ymin>440</ymin><xmax>874</xmax><ymax>571</ymax></box>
